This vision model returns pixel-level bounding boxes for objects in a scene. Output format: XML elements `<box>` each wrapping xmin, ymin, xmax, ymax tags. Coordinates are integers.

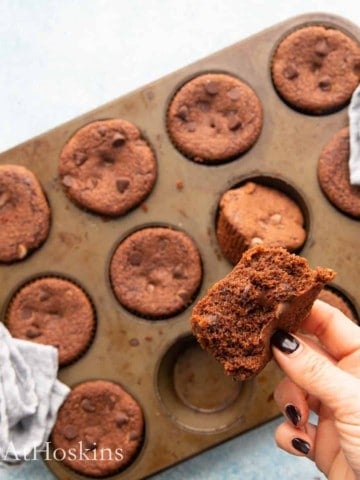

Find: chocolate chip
<box><xmin>26</xmin><ymin>326</ymin><xmax>41</xmax><ymax>339</ymax></box>
<box><xmin>314</xmin><ymin>39</ymin><xmax>330</xmax><ymax>57</ymax></box>
<box><xmin>98</xmin><ymin>125</ymin><xmax>108</xmax><ymax>136</ymax></box>
<box><xmin>116</xmin><ymin>178</ymin><xmax>130</xmax><ymax>193</ymax></box>
<box><xmin>115</xmin><ymin>412</ymin><xmax>129</xmax><ymax>427</ymax></box>
<box><xmin>159</xmin><ymin>238</ymin><xmax>169</xmax><ymax>250</ymax></box>
<box><xmin>177</xmin><ymin>289</ymin><xmax>190</xmax><ymax>301</ymax></box>
<box><xmin>129</xmin><ymin>431</ymin><xmax>139</xmax><ymax>441</ymax></box>
<box><xmin>204</xmin><ymin>81</ymin><xmax>219</xmax><ymax>95</ymax></box>
<box><xmin>227</xmin><ymin>87</ymin><xmax>242</xmax><ymax>100</ymax></box>
<box><xmin>197</xmin><ymin>100</ymin><xmax>210</xmax><ymax>112</ymax></box>
<box><xmin>0</xmin><ymin>191</ymin><xmax>10</xmax><ymax>208</ymax></box>
<box><xmin>62</xmin><ymin>175</ymin><xmax>75</xmax><ymax>188</ymax></box>
<box><xmin>108</xmin><ymin>394</ymin><xmax>117</xmax><ymax>409</ymax></box>
<box><xmin>173</xmin><ymin>265</ymin><xmax>186</xmax><ymax>279</ymax></box>
<box><xmin>227</xmin><ymin>115</ymin><xmax>242</xmax><ymax>131</ymax></box>
<box><xmin>39</xmin><ymin>290</ymin><xmax>50</xmax><ymax>302</ymax></box>
<box><xmin>81</xmin><ymin>398</ymin><xmax>96</xmax><ymax>412</ymax></box>
<box><xmin>101</xmin><ymin>150</ymin><xmax>115</xmax><ymax>163</ymax></box>
<box><xmin>63</xmin><ymin>425</ymin><xmax>78</xmax><ymax>440</ymax></box>
<box><xmin>186</xmin><ymin>122</ymin><xmax>197</xmax><ymax>132</ymax></box>
<box><xmin>129</xmin><ymin>252</ymin><xmax>142</xmax><ymax>266</ymax></box>
<box><xmin>74</xmin><ymin>151</ymin><xmax>88</xmax><ymax>166</ymax></box>
<box><xmin>354</xmin><ymin>62</ymin><xmax>360</xmax><ymax>76</ymax></box>
<box><xmin>209</xmin><ymin>117</ymin><xmax>218</xmax><ymax>129</ymax></box>
<box><xmin>129</xmin><ymin>337</ymin><xmax>140</xmax><ymax>347</ymax></box>
<box><xmin>112</xmin><ymin>132</ymin><xmax>126</xmax><ymax>147</ymax></box>
<box><xmin>311</xmin><ymin>58</ymin><xmax>323</xmax><ymax>71</ymax></box>
<box><xmin>318</xmin><ymin>76</ymin><xmax>332</xmax><ymax>91</ymax></box>
<box><xmin>177</xmin><ymin>105</ymin><xmax>189</xmax><ymax>121</ymax></box>
<box><xmin>283</xmin><ymin>65</ymin><xmax>298</xmax><ymax>80</ymax></box>
<box><xmin>83</xmin><ymin>435</ymin><xmax>97</xmax><ymax>451</ymax></box>
<box><xmin>21</xmin><ymin>307</ymin><xmax>33</xmax><ymax>319</ymax></box>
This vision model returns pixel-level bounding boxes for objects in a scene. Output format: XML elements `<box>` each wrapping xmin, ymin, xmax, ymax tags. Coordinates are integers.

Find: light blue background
<box><xmin>1</xmin><ymin>1</ymin><xmax>359</xmax><ymax>479</ymax></box>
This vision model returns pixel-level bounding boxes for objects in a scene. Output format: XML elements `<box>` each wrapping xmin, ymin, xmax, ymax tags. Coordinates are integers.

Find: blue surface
<box><xmin>1</xmin><ymin>1</ymin><xmax>357</xmax><ymax>478</ymax></box>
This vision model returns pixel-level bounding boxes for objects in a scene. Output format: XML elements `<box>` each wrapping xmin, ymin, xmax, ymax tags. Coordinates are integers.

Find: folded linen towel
<box><xmin>0</xmin><ymin>323</ymin><xmax>70</xmax><ymax>463</ymax></box>
<box><xmin>349</xmin><ymin>84</ymin><xmax>360</xmax><ymax>186</ymax></box>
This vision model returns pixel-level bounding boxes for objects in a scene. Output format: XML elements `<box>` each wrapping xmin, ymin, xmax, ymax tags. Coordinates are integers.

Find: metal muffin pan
<box><xmin>1</xmin><ymin>12</ymin><xmax>359</xmax><ymax>480</ymax></box>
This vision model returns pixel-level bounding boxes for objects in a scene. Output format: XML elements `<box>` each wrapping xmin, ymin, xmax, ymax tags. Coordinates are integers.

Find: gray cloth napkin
<box><xmin>349</xmin><ymin>84</ymin><xmax>360</xmax><ymax>186</ymax></box>
<box><xmin>0</xmin><ymin>323</ymin><xmax>70</xmax><ymax>464</ymax></box>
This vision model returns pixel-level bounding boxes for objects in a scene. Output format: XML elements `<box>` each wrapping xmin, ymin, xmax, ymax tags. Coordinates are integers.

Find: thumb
<box><xmin>271</xmin><ymin>330</ymin><xmax>360</xmax><ymax>421</ymax></box>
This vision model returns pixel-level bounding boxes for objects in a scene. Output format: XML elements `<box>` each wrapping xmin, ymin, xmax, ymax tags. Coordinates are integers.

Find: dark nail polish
<box><xmin>285</xmin><ymin>404</ymin><xmax>301</xmax><ymax>426</ymax></box>
<box><xmin>271</xmin><ymin>330</ymin><xmax>299</xmax><ymax>354</ymax></box>
<box><xmin>292</xmin><ymin>437</ymin><xmax>310</xmax><ymax>455</ymax></box>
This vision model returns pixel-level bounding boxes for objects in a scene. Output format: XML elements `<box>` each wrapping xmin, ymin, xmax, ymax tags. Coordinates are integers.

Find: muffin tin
<box><xmin>0</xmin><ymin>12</ymin><xmax>359</xmax><ymax>480</ymax></box>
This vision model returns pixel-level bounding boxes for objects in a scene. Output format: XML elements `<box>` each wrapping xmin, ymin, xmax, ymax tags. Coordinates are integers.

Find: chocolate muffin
<box><xmin>191</xmin><ymin>246</ymin><xmax>335</xmax><ymax>381</ymax></box>
<box><xmin>51</xmin><ymin>380</ymin><xmax>144</xmax><ymax>477</ymax></box>
<box><xmin>318</xmin><ymin>287</ymin><xmax>358</xmax><ymax>323</ymax></box>
<box><xmin>167</xmin><ymin>73</ymin><xmax>263</xmax><ymax>163</ymax></box>
<box><xmin>6</xmin><ymin>277</ymin><xmax>96</xmax><ymax>366</ymax></box>
<box><xmin>0</xmin><ymin>164</ymin><xmax>50</xmax><ymax>263</ymax></box>
<box><xmin>59</xmin><ymin>119</ymin><xmax>157</xmax><ymax>216</ymax></box>
<box><xmin>272</xmin><ymin>25</ymin><xmax>360</xmax><ymax>114</ymax></box>
<box><xmin>318</xmin><ymin>127</ymin><xmax>360</xmax><ymax>218</ymax></box>
<box><xmin>110</xmin><ymin>227</ymin><xmax>202</xmax><ymax>318</ymax></box>
<box><xmin>216</xmin><ymin>182</ymin><xmax>306</xmax><ymax>265</ymax></box>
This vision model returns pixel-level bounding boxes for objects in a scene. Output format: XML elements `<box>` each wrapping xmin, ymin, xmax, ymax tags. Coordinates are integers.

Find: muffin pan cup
<box><xmin>0</xmin><ymin>12</ymin><xmax>359</xmax><ymax>480</ymax></box>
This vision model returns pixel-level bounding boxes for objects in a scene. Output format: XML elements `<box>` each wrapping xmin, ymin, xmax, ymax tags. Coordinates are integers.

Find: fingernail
<box><xmin>291</xmin><ymin>437</ymin><xmax>310</xmax><ymax>455</ymax></box>
<box><xmin>271</xmin><ymin>330</ymin><xmax>300</xmax><ymax>354</ymax></box>
<box><xmin>285</xmin><ymin>404</ymin><xmax>301</xmax><ymax>426</ymax></box>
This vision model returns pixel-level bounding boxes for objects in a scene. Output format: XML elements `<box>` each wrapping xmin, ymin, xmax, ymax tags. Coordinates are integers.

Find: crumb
<box><xmin>141</xmin><ymin>203</ymin><xmax>148</xmax><ymax>212</ymax></box>
<box><xmin>176</xmin><ymin>180</ymin><xmax>184</xmax><ymax>190</ymax></box>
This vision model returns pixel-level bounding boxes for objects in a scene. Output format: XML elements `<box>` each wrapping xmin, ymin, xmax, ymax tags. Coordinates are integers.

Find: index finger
<box><xmin>301</xmin><ymin>299</ymin><xmax>360</xmax><ymax>360</ymax></box>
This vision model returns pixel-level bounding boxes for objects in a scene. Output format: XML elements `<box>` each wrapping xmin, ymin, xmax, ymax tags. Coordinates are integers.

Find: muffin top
<box><xmin>59</xmin><ymin>119</ymin><xmax>157</xmax><ymax>216</ymax></box>
<box><xmin>167</xmin><ymin>73</ymin><xmax>263</xmax><ymax>163</ymax></box>
<box><xmin>110</xmin><ymin>227</ymin><xmax>202</xmax><ymax>318</ymax></box>
<box><xmin>0</xmin><ymin>164</ymin><xmax>50</xmax><ymax>263</ymax></box>
<box><xmin>272</xmin><ymin>26</ymin><xmax>360</xmax><ymax>114</ymax></box>
<box><xmin>6</xmin><ymin>277</ymin><xmax>96</xmax><ymax>366</ymax></box>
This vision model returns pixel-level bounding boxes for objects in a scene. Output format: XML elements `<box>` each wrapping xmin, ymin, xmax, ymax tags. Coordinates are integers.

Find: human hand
<box><xmin>271</xmin><ymin>300</ymin><xmax>360</xmax><ymax>480</ymax></box>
